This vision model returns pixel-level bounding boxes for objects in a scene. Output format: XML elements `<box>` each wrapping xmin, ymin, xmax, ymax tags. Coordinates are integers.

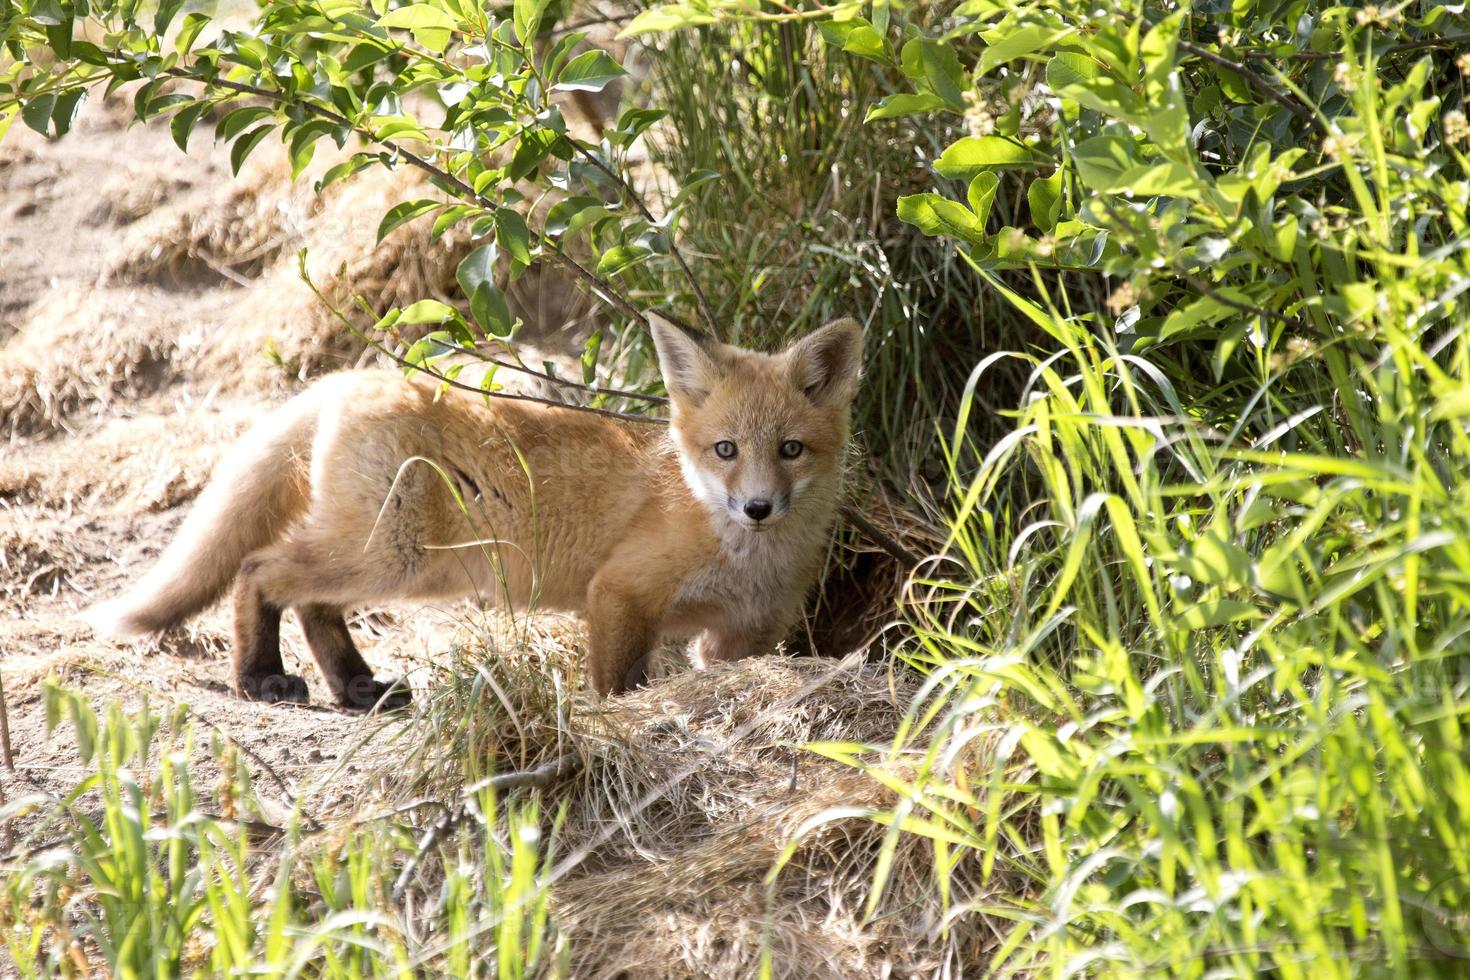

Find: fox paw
<box><xmin>237</xmin><ymin>672</ymin><xmax>310</xmax><ymax>704</ymax></box>
<box><xmin>337</xmin><ymin>676</ymin><xmax>412</xmax><ymax>712</ymax></box>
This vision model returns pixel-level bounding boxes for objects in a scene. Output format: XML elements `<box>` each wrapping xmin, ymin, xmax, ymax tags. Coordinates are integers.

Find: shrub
<box><xmin>627</xmin><ymin>0</ymin><xmax>1470</xmax><ymax>971</ymax></box>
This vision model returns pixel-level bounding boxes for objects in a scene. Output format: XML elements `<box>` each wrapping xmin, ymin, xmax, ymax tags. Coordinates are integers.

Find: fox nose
<box><xmin>743</xmin><ymin>499</ymin><xmax>773</xmax><ymax>522</ymax></box>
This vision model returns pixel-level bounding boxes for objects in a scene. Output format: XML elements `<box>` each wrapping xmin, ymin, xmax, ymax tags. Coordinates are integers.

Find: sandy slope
<box><xmin>0</xmin><ymin>101</ymin><xmax>484</xmax><ymax>835</ymax></box>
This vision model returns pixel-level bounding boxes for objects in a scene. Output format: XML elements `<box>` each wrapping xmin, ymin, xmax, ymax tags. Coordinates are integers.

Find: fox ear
<box><xmin>649</xmin><ymin>312</ymin><xmax>719</xmax><ymax>404</ymax></box>
<box><xmin>786</xmin><ymin>317</ymin><xmax>863</xmax><ymax>407</ymax></box>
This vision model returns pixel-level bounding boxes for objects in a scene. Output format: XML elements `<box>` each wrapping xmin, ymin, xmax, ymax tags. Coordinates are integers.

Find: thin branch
<box><xmin>1175</xmin><ymin>40</ymin><xmax>1324</xmax><ymax>133</ymax></box>
<box><xmin>1237</xmin><ymin>32</ymin><xmax>1470</xmax><ymax>61</ymax></box>
<box><xmin>136</xmin><ymin>58</ymin><xmax>652</xmax><ymax>330</ymax></box>
<box><xmin>1179</xmin><ymin>271</ymin><xmax>1304</xmax><ymax>329</ymax></box>
<box><xmin>547</xmin><ymin>12</ymin><xmax>635</xmax><ymax>38</ymax></box>
<box><xmin>413</xmin><ymin>336</ymin><xmax>668</xmax><ymax>404</ymax></box>
<box><xmin>299</xmin><ymin>262</ymin><xmax>668</xmax><ymax>424</ymax></box>
<box><xmin>839</xmin><ymin>503</ymin><xmax>922</xmax><ymax>570</ymax></box>
<box><xmin>567</xmin><ymin>141</ymin><xmax>723</xmax><ymax>339</ymax></box>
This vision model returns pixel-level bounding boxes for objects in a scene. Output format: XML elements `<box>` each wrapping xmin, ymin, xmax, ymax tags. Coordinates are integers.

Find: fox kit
<box><xmin>84</xmin><ymin>316</ymin><xmax>863</xmax><ymax>707</ymax></box>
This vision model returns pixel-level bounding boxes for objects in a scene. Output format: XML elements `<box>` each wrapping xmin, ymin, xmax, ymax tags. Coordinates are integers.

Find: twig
<box><xmin>409</xmin><ymin>335</ymin><xmax>668</xmax><ymax>405</ymax></box>
<box><xmin>547</xmin><ymin>12</ymin><xmax>636</xmax><ymax>38</ymax></box>
<box><xmin>1237</xmin><ymin>32</ymin><xmax>1470</xmax><ymax>61</ymax></box>
<box><xmin>1176</xmin><ymin>40</ymin><xmax>1324</xmax><ymax>133</ymax></box>
<box><xmin>0</xmin><ymin>667</ymin><xmax>11</xmax><ymax>854</ymax></box>
<box><xmin>839</xmin><ymin>503</ymin><xmax>922</xmax><ymax>570</ymax></box>
<box><xmin>298</xmin><ymin>258</ymin><xmax>668</xmax><ymax>424</ymax></box>
<box><xmin>125</xmin><ymin>57</ymin><xmax>653</xmax><ymax>330</ymax></box>
<box><xmin>566</xmin><ymin>142</ymin><xmax>723</xmax><ymax>339</ymax></box>
<box><xmin>179</xmin><ymin>702</ymin><xmax>325</xmax><ymax>833</ymax></box>
<box><xmin>391</xmin><ymin>752</ymin><xmax>580</xmax><ymax>902</ymax></box>
<box><xmin>1179</xmin><ymin>272</ymin><xmax>1304</xmax><ymax>328</ymax></box>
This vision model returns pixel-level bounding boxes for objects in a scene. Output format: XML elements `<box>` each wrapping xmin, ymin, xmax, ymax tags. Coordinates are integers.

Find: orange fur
<box><xmin>83</xmin><ymin>317</ymin><xmax>863</xmax><ymax>703</ymax></box>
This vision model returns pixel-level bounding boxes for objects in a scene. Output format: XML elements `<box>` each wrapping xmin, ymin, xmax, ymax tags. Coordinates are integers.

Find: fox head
<box><xmin>650</xmin><ymin>314</ymin><xmax>863</xmax><ymax>532</ymax></box>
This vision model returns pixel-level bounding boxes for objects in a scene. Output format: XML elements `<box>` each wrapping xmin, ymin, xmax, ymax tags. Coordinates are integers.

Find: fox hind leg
<box><xmin>297</xmin><ymin>605</ymin><xmax>410</xmax><ymax>711</ymax></box>
<box><xmin>230</xmin><ymin>577</ymin><xmax>308</xmax><ymax>703</ymax></box>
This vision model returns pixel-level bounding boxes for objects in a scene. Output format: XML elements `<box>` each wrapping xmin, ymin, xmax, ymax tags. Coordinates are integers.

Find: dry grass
<box><xmin>381</xmin><ymin>640</ymin><xmax>997</xmax><ymax>979</ymax></box>
<box><xmin>106</xmin><ymin>151</ymin><xmax>308</xmax><ymax>288</ymax></box>
<box><xmin>553</xmin><ymin>656</ymin><xmax>992</xmax><ymax>979</ymax></box>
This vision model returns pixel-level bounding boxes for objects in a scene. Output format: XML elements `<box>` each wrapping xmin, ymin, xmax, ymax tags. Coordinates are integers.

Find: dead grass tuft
<box><xmin>389</xmin><ymin>643</ymin><xmax>997</xmax><ymax>978</ymax></box>
<box><xmin>107</xmin><ymin>151</ymin><xmax>307</xmax><ymax>288</ymax></box>
<box><xmin>0</xmin><ymin>289</ymin><xmax>193</xmax><ymax>438</ymax></box>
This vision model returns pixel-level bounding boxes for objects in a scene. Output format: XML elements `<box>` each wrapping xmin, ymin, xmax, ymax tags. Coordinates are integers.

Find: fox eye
<box><xmin>779</xmin><ymin>440</ymin><xmax>804</xmax><ymax>459</ymax></box>
<box><xmin>714</xmin><ymin>440</ymin><xmax>738</xmax><ymax>459</ymax></box>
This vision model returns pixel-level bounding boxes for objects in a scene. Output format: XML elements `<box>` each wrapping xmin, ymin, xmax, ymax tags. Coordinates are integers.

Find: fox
<box><xmin>82</xmin><ymin>315</ymin><xmax>864</xmax><ymax>708</ymax></box>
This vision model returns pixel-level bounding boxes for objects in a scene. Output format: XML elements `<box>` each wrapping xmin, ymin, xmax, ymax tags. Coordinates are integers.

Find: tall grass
<box><xmin>2</xmin><ymin>682</ymin><xmax>565</xmax><ymax>976</ymax></box>
<box><xmin>632</xmin><ymin>14</ymin><xmax>1045</xmax><ymax>484</ymax></box>
<box><xmin>802</xmin><ymin>13</ymin><xmax>1470</xmax><ymax>971</ymax></box>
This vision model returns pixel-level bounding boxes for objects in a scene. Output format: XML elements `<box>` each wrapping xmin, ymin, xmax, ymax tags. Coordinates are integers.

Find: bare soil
<box><xmin>0</xmin><ymin>90</ymin><xmax>982</xmax><ymax>977</ymax></box>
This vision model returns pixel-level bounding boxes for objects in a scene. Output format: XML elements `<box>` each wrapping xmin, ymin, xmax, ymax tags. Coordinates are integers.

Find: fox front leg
<box><xmin>691</xmin><ymin>624</ymin><xmax>784</xmax><ymax>669</ymax></box>
<box><xmin>585</xmin><ymin>576</ymin><xmax>658</xmax><ymax>696</ymax></box>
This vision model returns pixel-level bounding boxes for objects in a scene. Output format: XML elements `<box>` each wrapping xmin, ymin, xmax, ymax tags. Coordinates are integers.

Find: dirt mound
<box><xmin>552</xmin><ymin>656</ymin><xmax>988</xmax><ymax>978</ymax></box>
<box><xmin>0</xmin><ymin>56</ymin><xmax>946</xmax><ymax>978</ymax></box>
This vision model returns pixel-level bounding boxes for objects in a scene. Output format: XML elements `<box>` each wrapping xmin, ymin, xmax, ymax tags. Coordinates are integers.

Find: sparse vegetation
<box><xmin>4</xmin><ymin>0</ymin><xmax>1470</xmax><ymax>975</ymax></box>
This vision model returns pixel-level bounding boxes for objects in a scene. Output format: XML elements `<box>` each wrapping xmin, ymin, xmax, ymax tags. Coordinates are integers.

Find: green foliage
<box><xmin>634</xmin><ymin>0</ymin><xmax>1470</xmax><ymax>972</ymax></box>
<box><xmin>2</xmin><ymin>682</ymin><xmax>564</xmax><ymax>976</ymax></box>
<box><xmin>0</xmin><ymin>0</ymin><xmax>713</xmax><ymax>392</ymax></box>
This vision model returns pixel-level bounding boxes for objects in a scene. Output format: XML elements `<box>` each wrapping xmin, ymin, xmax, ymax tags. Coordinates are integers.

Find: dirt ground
<box><xmin>0</xmin><ymin>83</ymin><xmax>987</xmax><ymax>976</ymax></box>
<box><xmin>0</xmin><ymin>95</ymin><xmax>500</xmax><ymax>833</ymax></box>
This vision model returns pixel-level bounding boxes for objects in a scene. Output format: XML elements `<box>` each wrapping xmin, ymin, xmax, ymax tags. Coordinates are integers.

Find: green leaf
<box><xmin>865</xmin><ymin>92</ymin><xmax>949</xmax><ymax>122</ymax></box>
<box><xmin>596</xmin><ymin>244</ymin><xmax>651</xmax><ymax>276</ymax></box>
<box><xmin>507</xmin><ymin>130</ymin><xmax>555</xmax><ymax>180</ymax></box>
<box><xmin>176</xmin><ymin>12</ymin><xmax>211</xmax><ymax>55</ymax></box>
<box><xmin>30</xmin><ymin>0</ymin><xmax>66</xmax><ymax>26</ymax></box>
<box><xmin>934</xmin><ymin>136</ymin><xmax>1043</xmax><ymax>179</ymax></box>
<box><xmin>288</xmin><ymin>124</ymin><xmax>330</xmax><ymax>181</ymax></box>
<box><xmin>1072</xmin><ymin>134</ymin><xmax>1141</xmax><ymax>190</ymax></box>
<box><xmin>1176</xmin><ymin>600</ymin><xmax>1260</xmax><ymax>631</ymax></box>
<box><xmin>896</xmin><ymin>194</ymin><xmax>983</xmax><ymax>243</ymax></box>
<box><xmin>473</xmin><ymin>285</ymin><xmax>513</xmax><ymax>337</ymax></box>
<box><xmin>154</xmin><ymin>0</ymin><xmax>186</xmax><ymax>35</ymax></box>
<box><xmin>1026</xmin><ymin>169</ymin><xmax>1063</xmax><ymax>233</ymax></box>
<box><xmin>400</xmin><ymin>299</ymin><xmax>457</xmax><ymax>324</ymax></box>
<box><xmin>1046</xmin><ymin>51</ymin><xmax>1143</xmax><ymax>120</ymax></box>
<box><xmin>840</xmin><ymin>25</ymin><xmax>891</xmax><ymax>64</ymax></box>
<box><xmin>376</xmin><ymin>199</ymin><xmax>440</xmax><ymax>242</ymax></box>
<box><xmin>619</xmin><ymin>4</ymin><xmax>716</xmax><ymax>35</ymax></box>
<box><xmin>545</xmin><ymin>196</ymin><xmax>608</xmax><ymax>237</ymax></box>
<box><xmin>432</xmin><ymin>204</ymin><xmax>480</xmax><ymax>241</ymax></box>
<box><xmin>21</xmin><ymin>93</ymin><xmax>57</xmax><ymax>136</ymax></box>
<box><xmin>614</xmin><ymin>107</ymin><xmax>667</xmax><ymax>143</ymax></box>
<box><xmin>967</xmin><ymin>172</ymin><xmax>999</xmax><ymax>227</ymax></box>
<box><xmin>51</xmin><ymin>89</ymin><xmax>86</xmax><ymax>139</ymax></box>
<box><xmin>1159</xmin><ymin>293</ymin><xmax>1236</xmax><ymax>341</ymax></box>
<box><xmin>513</xmin><ymin>0</ymin><xmax>551</xmax><ymax>41</ymax></box>
<box><xmin>376</xmin><ymin>3</ymin><xmax>457</xmax><ymax>50</ymax></box>
<box><xmin>495</xmin><ymin>208</ymin><xmax>533</xmax><ymax>266</ymax></box>
<box><xmin>230</xmin><ymin>125</ymin><xmax>276</xmax><ymax>176</ymax></box>
<box><xmin>316</xmin><ymin>153</ymin><xmax>377</xmax><ymax>194</ymax></box>
<box><xmin>555</xmin><ymin>50</ymin><xmax>627</xmax><ymax>93</ymax></box>
<box><xmin>215</xmin><ymin>105</ymin><xmax>275</xmax><ymax>143</ymax></box>
<box><xmin>581</xmin><ymin>329</ymin><xmax>602</xmax><ymax>385</ymax></box>
<box><xmin>170</xmin><ymin>100</ymin><xmax>208</xmax><ymax>152</ymax></box>
<box><xmin>1176</xmin><ymin>530</ymin><xmax>1252</xmax><ymax>587</ymax></box>
<box><xmin>978</xmin><ymin>23</ymin><xmax>1068</xmax><ymax>74</ymax></box>
<box><xmin>919</xmin><ymin>39</ymin><xmax>966</xmax><ymax>107</ymax></box>
<box><xmin>457</xmin><ymin>244</ymin><xmax>514</xmax><ymax>336</ymax></box>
